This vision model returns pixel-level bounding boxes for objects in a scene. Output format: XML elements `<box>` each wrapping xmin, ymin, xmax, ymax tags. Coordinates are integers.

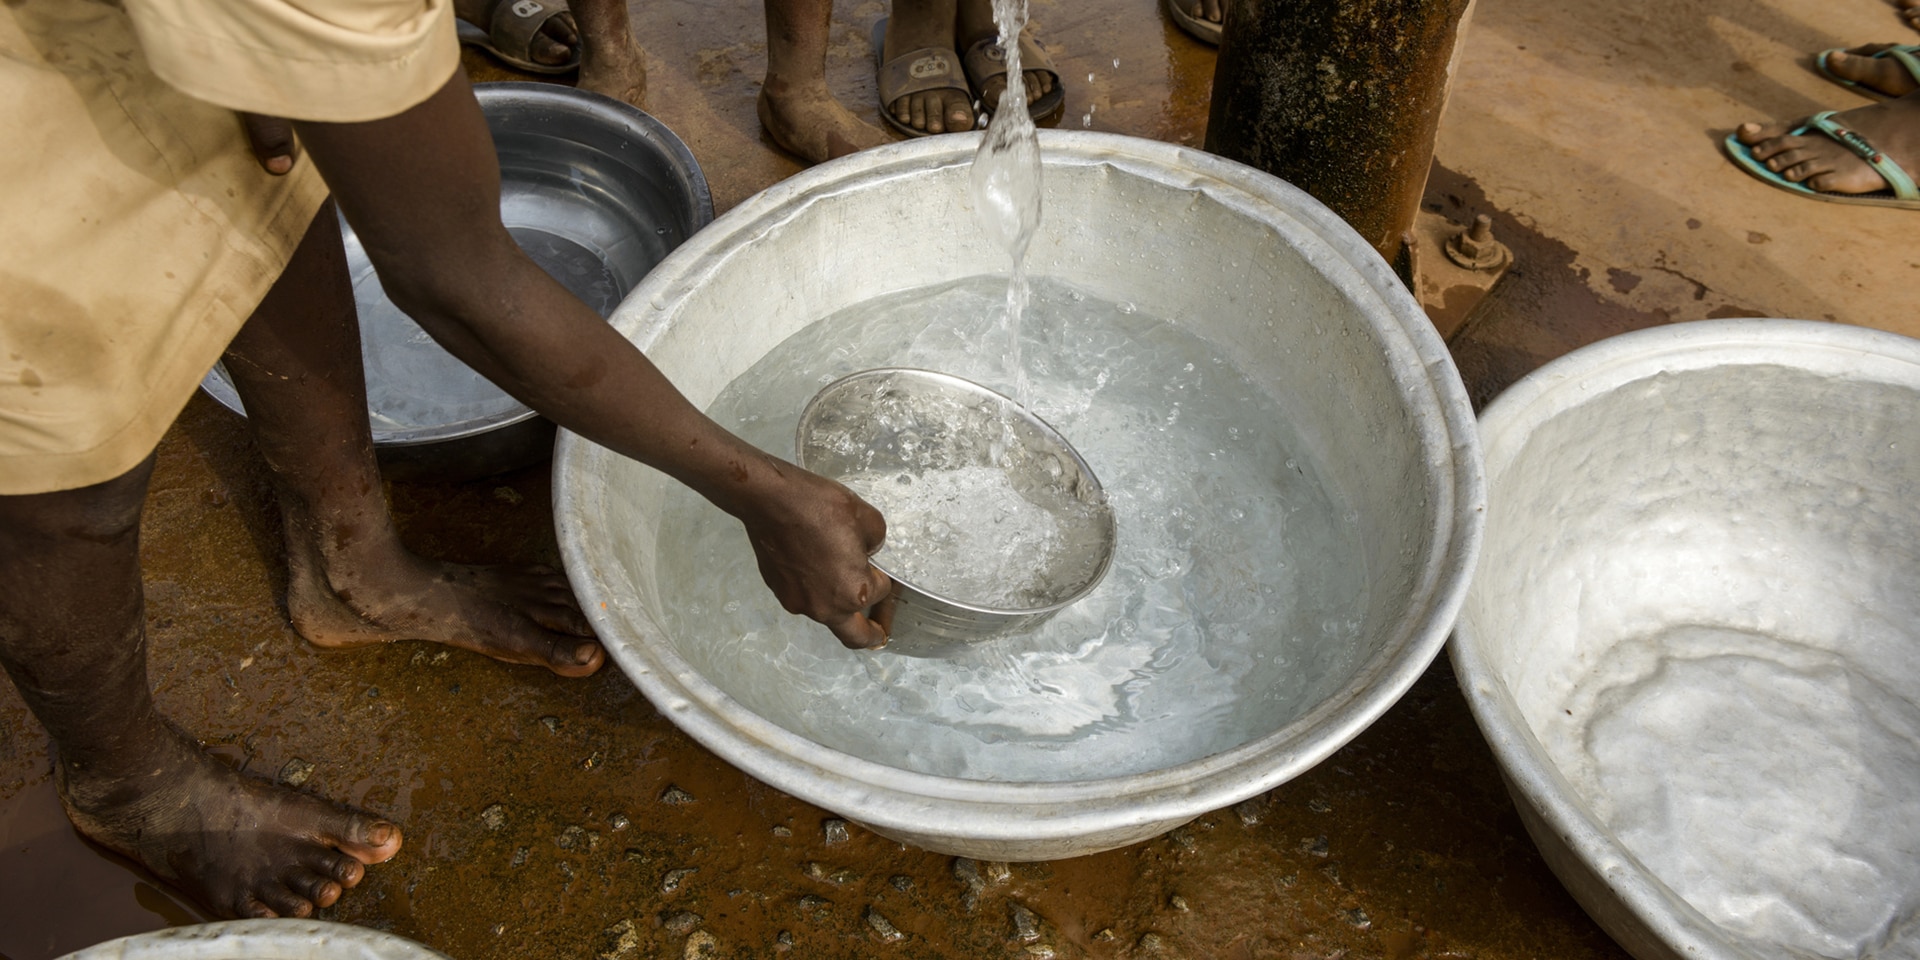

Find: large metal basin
<box><xmin>555</xmin><ymin>132</ymin><xmax>1482</xmax><ymax>860</ymax></box>
<box><xmin>1452</xmin><ymin>320</ymin><xmax>1920</xmax><ymax>960</ymax></box>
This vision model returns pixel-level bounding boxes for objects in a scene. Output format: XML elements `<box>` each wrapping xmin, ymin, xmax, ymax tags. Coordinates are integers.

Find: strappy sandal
<box><xmin>962</xmin><ymin>28</ymin><xmax>1066</xmax><ymax>124</ymax></box>
<box><xmin>1723</xmin><ymin>110</ymin><xmax>1920</xmax><ymax>209</ymax></box>
<box><xmin>872</xmin><ymin>18</ymin><xmax>972</xmax><ymax>138</ymax></box>
<box><xmin>457</xmin><ymin>0</ymin><xmax>581</xmax><ymax>76</ymax></box>
<box><xmin>1814</xmin><ymin>45</ymin><xmax>1920</xmax><ymax>100</ymax></box>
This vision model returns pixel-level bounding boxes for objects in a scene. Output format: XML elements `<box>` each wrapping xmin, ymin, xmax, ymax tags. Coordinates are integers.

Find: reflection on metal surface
<box><xmin>200</xmin><ymin>83</ymin><xmax>713</xmax><ymax>482</ymax></box>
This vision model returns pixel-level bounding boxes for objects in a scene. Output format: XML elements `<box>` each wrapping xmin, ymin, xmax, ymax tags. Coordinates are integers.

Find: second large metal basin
<box><xmin>1453</xmin><ymin>320</ymin><xmax>1920</xmax><ymax>960</ymax></box>
<box><xmin>554</xmin><ymin>132</ymin><xmax>1481</xmax><ymax>860</ymax></box>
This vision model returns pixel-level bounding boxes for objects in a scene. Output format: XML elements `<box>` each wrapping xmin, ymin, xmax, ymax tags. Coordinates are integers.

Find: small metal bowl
<box><xmin>201</xmin><ymin>82</ymin><xmax>713</xmax><ymax>482</ymax></box>
<box><xmin>796</xmin><ymin>368</ymin><xmax>1116</xmax><ymax>645</ymax></box>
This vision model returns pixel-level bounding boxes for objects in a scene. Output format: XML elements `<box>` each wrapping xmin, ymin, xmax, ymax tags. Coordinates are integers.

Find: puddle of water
<box><xmin>0</xmin><ymin>776</ymin><xmax>206</xmax><ymax>959</ymax></box>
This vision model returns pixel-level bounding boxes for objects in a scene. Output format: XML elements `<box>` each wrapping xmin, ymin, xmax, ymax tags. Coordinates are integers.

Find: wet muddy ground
<box><xmin>1</xmin><ymin>0</ymin><xmax>1899</xmax><ymax>955</ymax></box>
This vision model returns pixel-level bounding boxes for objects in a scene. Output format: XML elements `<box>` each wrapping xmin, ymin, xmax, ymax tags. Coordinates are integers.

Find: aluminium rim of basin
<box><xmin>554</xmin><ymin>131</ymin><xmax>1484</xmax><ymax>860</ymax></box>
<box><xmin>56</xmin><ymin>920</ymin><xmax>451</xmax><ymax>960</ymax></box>
<box><xmin>1450</xmin><ymin>318</ymin><xmax>1920</xmax><ymax>960</ymax></box>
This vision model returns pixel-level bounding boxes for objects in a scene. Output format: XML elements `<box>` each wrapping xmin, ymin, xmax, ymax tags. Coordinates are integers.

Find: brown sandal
<box><xmin>872</xmin><ymin>18</ymin><xmax>972</xmax><ymax>138</ymax></box>
<box><xmin>961</xmin><ymin>28</ymin><xmax>1065</xmax><ymax>124</ymax></box>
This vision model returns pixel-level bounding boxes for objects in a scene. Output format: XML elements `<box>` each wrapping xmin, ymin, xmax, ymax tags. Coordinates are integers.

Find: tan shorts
<box><xmin>0</xmin><ymin>0</ymin><xmax>455</xmax><ymax>496</ymax></box>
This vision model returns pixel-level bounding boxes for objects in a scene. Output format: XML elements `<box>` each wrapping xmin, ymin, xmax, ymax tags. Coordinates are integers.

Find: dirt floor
<box><xmin>2</xmin><ymin>0</ymin><xmax>1909</xmax><ymax>956</ymax></box>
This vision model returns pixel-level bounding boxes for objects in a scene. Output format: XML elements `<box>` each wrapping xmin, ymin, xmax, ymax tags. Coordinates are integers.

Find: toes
<box><xmin>1736</xmin><ymin>121</ymin><xmax>1790</xmax><ymax>146</ymax></box>
<box><xmin>286</xmin><ymin>868</ymin><xmax>344</xmax><ymax>909</ymax></box>
<box><xmin>330</xmin><ymin>816</ymin><xmax>402</xmax><ymax>864</ymax></box>
<box><xmin>946</xmin><ymin>95</ymin><xmax>976</xmax><ymax>132</ymax></box>
<box><xmin>910</xmin><ymin>93</ymin><xmax>931</xmax><ymax>132</ymax></box>
<box><xmin>529</xmin><ymin>600</ymin><xmax>594</xmax><ymax>638</ymax></box>
<box><xmin>305</xmin><ymin>848</ymin><xmax>367</xmax><ymax>889</ymax></box>
<box><xmin>239</xmin><ymin>897</ymin><xmax>279</xmax><ymax>919</ymax></box>
<box><xmin>531</xmin><ymin>32</ymin><xmax>574</xmax><ymax>66</ymax></box>
<box><xmin>546</xmin><ymin>636</ymin><xmax>606</xmax><ymax>677</ymax></box>
<box><xmin>255</xmin><ymin>881</ymin><xmax>314</xmax><ymax>919</ymax></box>
<box><xmin>544</xmin><ymin>11</ymin><xmax>580</xmax><ymax>48</ymax></box>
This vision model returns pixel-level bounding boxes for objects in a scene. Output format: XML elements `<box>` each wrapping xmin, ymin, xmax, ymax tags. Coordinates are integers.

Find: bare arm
<box><xmin>292</xmin><ymin>72</ymin><xmax>891</xmax><ymax>648</ymax></box>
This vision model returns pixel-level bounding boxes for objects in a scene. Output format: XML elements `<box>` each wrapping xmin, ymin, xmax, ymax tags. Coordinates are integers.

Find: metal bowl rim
<box><xmin>793</xmin><ymin>366</ymin><xmax>1117</xmax><ymax>617</ymax></box>
<box><xmin>554</xmin><ymin>131</ymin><xmax>1484</xmax><ymax>840</ymax></box>
<box><xmin>1449</xmin><ymin>317</ymin><xmax>1920</xmax><ymax>960</ymax></box>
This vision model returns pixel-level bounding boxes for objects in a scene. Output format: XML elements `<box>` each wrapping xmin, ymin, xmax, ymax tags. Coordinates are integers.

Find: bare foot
<box><xmin>58</xmin><ymin>730</ymin><xmax>400</xmax><ymax>919</ymax></box>
<box><xmin>758</xmin><ymin>82</ymin><xmax>891</xmax><ymax>163</ymax></box>
<box><xmin>286</xmin><ymin>537</ymin><xmax>604</xmax><ymax>678</ymax></box>
<box><xmin>884</xmin><ymin>11</ymin><xmax>977</xmax><ymax>135</ymax></box>
<box><xmin>1735</xmin><ymin>93</ymin><xmax>1920</xmax><ymax>195</ymax></box>
<box><xmin>578</xmin><ymin>32</ymin><xmax>648</xmax><ymax>106</ymax></box>
<box><xmin>455</xmin><ymin>0</ymin><xmax>580</xmax><ymax>68</ymax></box>
<box><xmin>1824</xmin><ymin>45</ymin><xmax>1920</xmax><ymax>97</ymax></box>
<box><xmin>571</xmin><ymin>0</ymin><xmax>648</xmax><ymax>107</ymax></box>
<box><xmin>1901</xmin><ymin>0</ymin><xmax>1920</xmax><ymax>32</ymax></box>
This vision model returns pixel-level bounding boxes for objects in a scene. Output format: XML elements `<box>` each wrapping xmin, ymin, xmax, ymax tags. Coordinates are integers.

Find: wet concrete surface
<box><xmin>3</xmin><ymin>0</ymin><xmax>1906</xmax><ymax>955</ymax></box>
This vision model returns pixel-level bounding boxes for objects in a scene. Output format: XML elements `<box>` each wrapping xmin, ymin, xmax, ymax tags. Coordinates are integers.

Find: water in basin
<box><xmin>653</xmin><ymin>275</ymin><xmax>1369</xmax><ymax>782</ymax></box>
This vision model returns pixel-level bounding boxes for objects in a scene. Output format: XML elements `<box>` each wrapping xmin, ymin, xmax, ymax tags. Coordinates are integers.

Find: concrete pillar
<box><xmin>1205</xmin><ymin>0</ymin><xmax>1474</xmax><ymax>269</ymax></box>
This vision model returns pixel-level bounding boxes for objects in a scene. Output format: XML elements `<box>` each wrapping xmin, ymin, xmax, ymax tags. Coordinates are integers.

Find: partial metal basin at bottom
<box><xmin>57</xmin><ymin>920</ymin><xmax>450</xmax><ymax>960</ymax></box>
<box><xmin>796</xmin><ymin>368</ymin><xmax>1115</xmax><ymax>646</ymax></box>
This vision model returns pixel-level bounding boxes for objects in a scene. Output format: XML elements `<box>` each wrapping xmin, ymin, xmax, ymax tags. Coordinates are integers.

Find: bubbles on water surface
<box><xmin>652</xmin><ymin>277</ymin><xmax>1369</xmax><ymax>782</ymax></box>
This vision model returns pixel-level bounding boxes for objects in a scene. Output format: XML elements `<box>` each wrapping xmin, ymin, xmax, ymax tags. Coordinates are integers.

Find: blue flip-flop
<box><xmin>1813</xmin><ymin>45</ymin><xmax>1920</xmax><ymax>99</ymax></box>
<box><xmin>1724</xmin><ymin>110</ymin><xmax>1920</xmax><ymax>209</ymax></box>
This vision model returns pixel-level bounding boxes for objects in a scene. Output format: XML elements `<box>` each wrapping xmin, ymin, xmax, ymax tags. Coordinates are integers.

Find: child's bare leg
<box><xmin>759</xmin><ymin>0</ymin><xmax>890</xmax><ymax>163</ymax></box>
<box><xmin>0</xmin><ymin>456</ymin><xmax>403</xmax><ymax>918</ymax></box>
<box><xmin>571</xmin><ymin>0</ymin><xmax>648</xmax><ymax>107</ymax></box>
<box><xmin>220</xmin><ymin>200</ymin><xmax>604</xmax><ymax>677</ymax></box>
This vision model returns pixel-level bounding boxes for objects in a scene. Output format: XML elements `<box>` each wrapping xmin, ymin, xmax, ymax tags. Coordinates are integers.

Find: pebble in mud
<box><xmin>660</xmin><ymin>911</ymin><xmax>702</xmax><ymax>934</ymax></box>
<box><xmin>1233</xmin><ymin>797</ymin><xmax>1266</xmax><ymax>826</ymax></box>
<box><xmin>773</xmin><ymin>930</ymin><xmax>795</xmax><ymax>952</ymax></box>
<box><xmin>556</xmin><ymin>825</ymin><xmax>587</xmax><ymax>849</ymax></box>
<box><xmin>661</xmin><ymin>785</ymin><xmax>696</xmax><ymax>805</ymax></box>
<box><xmin>1009</xmin><ymin>903</ymin><xmax>1043</xmax><ymax>942</ymax></box>
<box><xmin>608</xmin><ymin>812</ymin><xmax>631</xmax><ymax>831</ymax></box>
<box><xmin>662</xmin><ymin>867</ymin><xmax>699</xmax><ymax>893</ymax></box>
<box><xmin>597</xmin><ymin>920</ymin><xmax>639</xmax><ymax>960</ymax></box>
<box><xmin>276</xmin><ymin>758</ymin><xmax>314</xmax><ymax>787</ymax></box>
<box><xmin>539</xmin><ymin>715</ymin><xmax>562</xmax><ymax>733</ymax></box>
<box><xmin>771</xmin><ymin>825</ymin><xmax>793</xmax><ymax>838</ymax></box>
<box><xmin>682</xmin><ymin>930</ymin><xmax>719</xmax><ymax>959</ymax></box>
<box><xmin>479</xmin><ymin>803</ymin><xmax>507</xmax><ymax>830</ymax></box>
<box><xmin>821</xmin><ymin>818</ymin><xmax>851</xmax><ymax>844</ymax></box>
<box><xmin>864</xmin><ymin>906</ymin><xmax>907</xmax><ymax>942</ymax></box>
<box><xmin>795</xmin><ymin>894</ymin><xmax>832</xmax><ymax>919</ymax></box>
<box><xmin>1168</xmin><ymin>894</ymin><xmax>1190</xmax><ymax>912</ymax></box>
<box><xmin>889</xmin><ymin>874</ymin><xmax>914</xmax><ymax>891</ymax></box>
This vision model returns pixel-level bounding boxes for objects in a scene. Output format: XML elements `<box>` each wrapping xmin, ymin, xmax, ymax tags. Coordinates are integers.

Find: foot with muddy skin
<box><xmin>1822</xmin><ymin>44</ymin><xmax>1920</xmax><ymax>97</ymax></box>
<box><xmin>571</xmin><ymin>0</ymin><xmax>649</xmax><ymax>107</ymax></box>
<box><xmin>286</xmin><ymin>539</ymin><xmax>605</xmax><ymax>678</ymax></box>
<box><xmin>1165</xmin><ymin>0</ymin><xmax>1224</xmax><ymax>45</ymax></box>
<box><xmin>759</xmin><ymin>0</ymin><xmax>891</xmax><ymax>163</ymax></box>
<box><xmin>59</xmin><ymin>729</ymin><xmax>401</xmax><ymax>919</ymax></box>
<box><xmin>1734</xmin><ymin>92</ymin><xmax>1920</xmax><ymax>197</ymax></box>
<box><xmin>757</xmin><ymin>82</ymin><xmax>891</xmax><ymax>163</ymax></box>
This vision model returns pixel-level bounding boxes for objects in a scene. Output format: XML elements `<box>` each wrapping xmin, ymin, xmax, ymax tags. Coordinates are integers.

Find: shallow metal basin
<box><xmin>1452</xmin><ymin>319</ymin><xmax>1920</xmax><ymax>960</ymax></box>
<box><xmin>58</xmin><ymin>920</ymin><xmax>449</xmax><ymax>960</ymax></box>
<box><xmin>796</xmin><ymin>368</ymin><xmax>1116</xmax><ymax>646</ymax></box>
<box><xmin>555</xmin><ymin>132</ymin><xmax>1482</xmax><ymax>860</ymax></box>
<box><xmin>201</xmin><ymin>82</ymin><xmax>712</xmax><ymax>482</ymax></box>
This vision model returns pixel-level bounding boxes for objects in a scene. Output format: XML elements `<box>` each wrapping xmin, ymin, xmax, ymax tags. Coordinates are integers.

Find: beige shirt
<box><xmin>0</xmin><ymin>0</ymin><xmax>457</xmax><ymax>495</ymax></box>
